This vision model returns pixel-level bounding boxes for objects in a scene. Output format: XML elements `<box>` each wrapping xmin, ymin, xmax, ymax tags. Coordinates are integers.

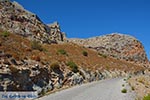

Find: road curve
<box><xmin>37</xmin><ymin>78</ymin><xmax>136</xmax><ymax>100</ymax></box>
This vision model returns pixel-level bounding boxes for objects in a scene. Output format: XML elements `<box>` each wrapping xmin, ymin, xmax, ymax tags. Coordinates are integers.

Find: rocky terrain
<box><xmin>69</xmin><ymin>33</ymin><xmax>148</xmax><ymax>66</ymax></box>
<box><xmin>0</xmin><ymin>0</ymin><xmax>65</xmax><ymax>43</ymax></box>
<box><xmin>128</xmin><ymin>70</ymin><xmax>150</xmax><ymax>99</ymax></box>
<box><xmin>0</xmin><ymin>0</ymin><xmax>149</xmax><ymax>100</ymax></box>
<box><xmin>0</xmin><ymin>30</ymin><xmax>144</xmax><ymax>95</ymax></box>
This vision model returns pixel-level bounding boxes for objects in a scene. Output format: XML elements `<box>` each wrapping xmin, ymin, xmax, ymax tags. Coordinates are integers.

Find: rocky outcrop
<box><xmin>0</xmin><ymin>50</ymin><xmax>53</xmax><ymax>94</ymax></box>
<box><xmin>0</xmin><ymin>50</ymin><xmax>145</xmax><ymax>98</ymax></box>
<box><xmin>47</xmin><ymin>22</ymin><xmax>67</xmax><ymax>43</ymax></box>
<box><xmin>0</xmin><ymin>0</ymin><xmax>65</xmax><ymax>43</ymax></box>
<box><xmin>69</xmin><ymin>33</ymin><xmax>148</xmax><ymax>64</ymax></box>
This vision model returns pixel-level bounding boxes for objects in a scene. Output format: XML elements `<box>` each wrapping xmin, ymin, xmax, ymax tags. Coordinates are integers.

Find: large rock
<box><xmin>80</xmin><ymin>69</ymin><xmax>97</xmax><ymax>82</ymax></box>
<box><xmin>69</xmin><ymin>72</ymin><xmax>83</xmax><ymax>86</ymax></box>
<box><xmin>0</xmin><ymin>0</ymin><xmax>65</xmax><ymax>43</ymax></box>
<box><xmin>47</xmin><ymin>22</ymin><xmax>66</xmax><ymax>43</ymax></box>
<box><xmin>69</xmin><ymin>33</ymin><xmax>148</xmax><ymax>64</ymax></box>
<box><xmin>32</xmin><ymin>84</ymin><xmax>42</xmax><ymax>94</ymax></box>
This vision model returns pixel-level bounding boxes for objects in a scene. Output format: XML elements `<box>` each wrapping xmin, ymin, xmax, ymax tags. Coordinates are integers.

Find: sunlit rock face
<box><xmin>69</xmin><ymin>33</ymin><xmax>148</xmax><ymax>64</ymax></box>
<box><xmin>0</xmin><ymin>0</ymin><xmax>65</xmax><ymax>43</ymax></box>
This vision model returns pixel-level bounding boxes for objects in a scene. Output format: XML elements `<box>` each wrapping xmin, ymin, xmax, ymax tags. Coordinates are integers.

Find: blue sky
<box><xmin>13</xmin><ymin>0</ymin><xmax>150</xmax><ymax>59</ymax></box>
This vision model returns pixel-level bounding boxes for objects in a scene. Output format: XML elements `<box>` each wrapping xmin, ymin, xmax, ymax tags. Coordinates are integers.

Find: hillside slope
<box><xmin>69</xmin><ymin>33</ymin><xmax>148</xmax><ymax>65</ymax></box>
<box><xmin>0</xmin><ymin>0</ymin><xmax>148</xmax><ymax>98</ymax></box>
<box><xmin>0</xmin><ymin>31</ymin><xmax>144</xmax><ymax>94</ymax></box>
<box><xmin>0</xmin><ymin>0</ymin><xmax>65</xmax><ymax>43</ymax></box>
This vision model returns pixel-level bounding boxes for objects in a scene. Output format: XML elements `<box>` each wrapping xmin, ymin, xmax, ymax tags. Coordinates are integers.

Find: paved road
<box><xmin>37</xmin><ymin>78</ymin><xmax>136</xmax><ymax>100</ymax></box>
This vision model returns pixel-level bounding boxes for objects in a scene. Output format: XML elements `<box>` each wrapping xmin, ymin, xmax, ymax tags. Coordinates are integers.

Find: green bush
<box><xmin>131</xmin><ymin>86</ymin><xmax>135</xmax><ymax>91</ymax></box>
<box><xmin>82</xmin><ymin>51</ymin><xmax>88</xmax><ymax>56</ymax></box>
<box><xmin>57</xmin><ymin>49</ymin><xmax>67</xmax><ymax>55</ymax></box>
<box><xmin>50</xmin><ymin>62</ymin><xmax>60</xmax><ymax>71</ymax></box>
<box><xmin>31</xmin><ymin>40</ymin><xmax>43</xmax><ymax>51</ymax></box>
<box><xmin>98</xmin><ymin>53</ymin><xmax>107</xmax><ymax>58</ymax></box>
<box><xmin>121</xmin><ymin>88</ymin><xmax>127</xmax><ymax>93</ymax></box>
<box><xmin>9</xmin><ymin>66</ymin><xmax>19</xmax><ymax>74</ymax></box>
<box><xmin>40</xmin><ymin>89</ymin><xmax>46</xmax><ymax>96</ymax></box>
<box><xmin>143</xmin><ymin>94</ymin><xmax>150</xmax><ymax>100</ymax></box>
<box><xmin>106</xmin><ymin>65</ymin><xmax>109</xmax><ymax>70</ymax></box>
<box><xmin>67</xmin><ymin>61</ymin><xmax>78</xmax><ymax>73</ymax></box>
<box><xmin>1</xmin><ymin>31</ymin><xmax>9</xmax><ymax>37</ymax></box>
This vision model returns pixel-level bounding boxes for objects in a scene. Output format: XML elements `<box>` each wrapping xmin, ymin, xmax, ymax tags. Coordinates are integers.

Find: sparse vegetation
<box><xmin>31</xmin><ymin>40</ymin><xmax>43</xmax><ymax>51</ymax></box>
<box><xmin>122</xmin><ymin>84</ymin><xmax>125</xmax><ymax>87</ymax></box>
<box><xmin>136</xmin><ymin>77</ymin><xmax>146</xmax><ymax>85</ymax></box>
<box><xmin>9</xmin><ymin>66</ymin><xmax>19</xmax><ymax>74</ymax></box>
<box><xmin>31</xmin><ymin>55</ymin><xmax>41</xmax><ymax>61</ymax></box>
<box><xmin>57</xmin><ymin>49</ymin><xmax>67</xmax><ymax>55</ymax></box>
<box><xmin>98</xmin><ymin>53</ymin><xmax>107</xmax><ymax>58</ymax></box>
<box><xmin>50</xmin><ymin>62</ymin><xmax>60</xmax><ymax>71</ymax></box>
<box><xmin>129</xmin><ymin>76</ymin><xmax>150</xmax><ymax>99</ymax></box>
<box><xmin>121</xmin><ymin>88</ymin><xmax>127</xmax><ymax>93</ymax></box>
<box><xmin>131</xmin><ymin>86</ymin><xmax>135</xmax><ymax>91</ymax></box>
<box><xmin>40</xmin><ymin>89</ymin><xmax>46</xmax><ymax>96</ymax></box>
<box><xmin>0</xmin><ymin>30</ymin><xmax>143</xmax><ymax>76</ymax></box>
<box><xmin>67</xmin><ymin>61</ymin><xmax>78</xmax><ymax>73</ymax></box>
<box><xmin>143</xmin><ymin>94</ymin><xmax>150</xmax><ymax>100</ymax></box>
<box><xmin>106</xmin><ymin>65</ymin><xmax>109</xmax><ymax>70</ymax></box>
<box><xmin>128</xmin><ymin>75</ymin><xmax>132</xmax><ymax>79</ymax></box>
<box><xmin>1</xmin><ymin>31</ymin><xmax>9</xmax><ymax>37</ymax></box>
<box><xmin>82</xmin><ymin>51</ymin><xmax>88</xmax><ymax>56</ymax></box>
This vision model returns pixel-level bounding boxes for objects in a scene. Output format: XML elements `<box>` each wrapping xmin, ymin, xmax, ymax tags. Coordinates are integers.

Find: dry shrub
<box><xmin>31</xmin><ymin>55</ymin><xmax>41</xmax><ymax>61</ymax></box>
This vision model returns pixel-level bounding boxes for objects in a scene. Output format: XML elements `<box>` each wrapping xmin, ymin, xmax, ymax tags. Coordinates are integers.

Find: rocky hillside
<box><xmin>69</xmin><ymin>33</ymin><xmax>148</xmax><ymax>65</ymax></box>
<box><xmin>0</xmin><ymin>0</ymin><xmax>148</xmax><ymax>98</ymax></box>
<box><xmin>0</xmin><ymin>0</ymin><xmax>65</xmax><ymax>43</ymax></box>
<box><xmin>0</xmin><ymin>30</ymin><xmax>144</xmax><ymax>95</ymax></box>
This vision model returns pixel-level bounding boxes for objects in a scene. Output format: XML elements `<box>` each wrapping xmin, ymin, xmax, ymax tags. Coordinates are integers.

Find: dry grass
<box><xmin>128</xmin><ymin>75</ymin><xmax>150</xmax><ymax>99</ymax></box>
<box><xmin>0</xmin><ymin>30</ymin><xmax>32</xmax><ymax>60</ymax></box>
<box><xmin>0</xmin><ymin>30</ymin><xmax>144</xmax><ymax>72</ymax></box>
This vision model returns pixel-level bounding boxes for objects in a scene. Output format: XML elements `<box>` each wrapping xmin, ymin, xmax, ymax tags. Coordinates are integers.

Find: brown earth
<box><xmin>0</xmin><ymin>31</ymin><xmax>144</xmax><ymax>72</ymax></box>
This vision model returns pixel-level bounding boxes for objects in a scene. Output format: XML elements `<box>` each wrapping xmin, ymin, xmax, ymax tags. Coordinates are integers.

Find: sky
<box><xmin>12</xmin><ymin>0</ymin><xmax>150</xmax><ymax>59</ymax></box>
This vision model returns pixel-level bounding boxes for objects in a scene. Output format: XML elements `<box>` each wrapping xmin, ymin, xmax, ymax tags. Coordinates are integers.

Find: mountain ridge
<box><xmin>0</xmin><ymin>0</ymin><xmax>65</xmax><ymax>43</ymax></box>
<box><xmin>69</xmin><ymin>33</ymin><xmax>149</xmax><ymax>66</ymax></box>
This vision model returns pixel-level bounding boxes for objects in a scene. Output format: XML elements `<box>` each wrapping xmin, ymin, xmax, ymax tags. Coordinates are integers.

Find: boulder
<box><xmin>42</xmin><ymin>80</ymin><xmax>53</xmax><ymax>93</ymax></box>
<box><xmin>32</xmin><ymin>84</ymin><xmax>42</xmax><ymax>94</ymax></box>
<box><xmin>80</xmin><ymin>69</ymin><xmax>91</xmax><ymax>82</ymax></box>
<box><xmin>69</xmin><ymin>73</ymin><xmax>83</xmax><ymax>86</ymax></box>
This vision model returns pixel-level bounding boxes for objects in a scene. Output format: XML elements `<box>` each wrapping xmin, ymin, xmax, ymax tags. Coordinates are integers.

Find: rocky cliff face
<box><xmin>0</xmin><ymin>50</ymin><xmax>143</xmax><ymax>94</ymax></box>
<box><xmin>0</xmin><ymin>0</ymin><xmax>64</xmax><ymax>43</ymax></box>
<box><xmin>69</xmin><ymin>33</ymin><xmax>148</xmax><ymax>64</ymax></box>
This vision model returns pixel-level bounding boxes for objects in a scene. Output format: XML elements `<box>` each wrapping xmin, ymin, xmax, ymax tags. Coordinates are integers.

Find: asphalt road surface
<box><xmin>37</xmin><ymin>78</ymin><xmax>136</xmax><ymax>100</ymax></box>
